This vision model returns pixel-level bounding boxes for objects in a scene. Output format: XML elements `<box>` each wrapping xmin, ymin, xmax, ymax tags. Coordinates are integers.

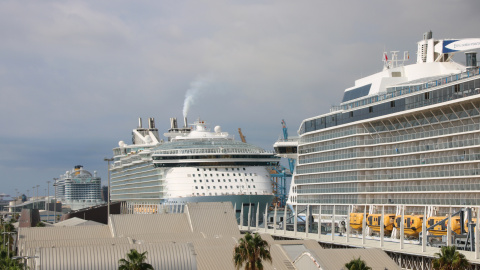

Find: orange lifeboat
<box><xmin>367</xmin><ymin>214</ymin><xmax>395</xmax><ymax>233</ymax></box>
<box><xmin>350</xmin><ymin>213</ymin><xmax>367</xmax><ymax>230</ymax></box>
<box><xmin>394</xmin><ymin>215</ymin><xmax>424</xmax><ymax>237</ymax></box>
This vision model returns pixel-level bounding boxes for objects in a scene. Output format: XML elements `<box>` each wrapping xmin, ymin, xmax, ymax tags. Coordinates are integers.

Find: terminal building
<box><xmin>16</xmin><ymin>202</ymin><xmax>399</xmax><ymax>270</ymax></box>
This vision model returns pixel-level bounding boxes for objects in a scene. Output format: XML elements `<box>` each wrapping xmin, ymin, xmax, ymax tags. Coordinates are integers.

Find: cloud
<box><xmin>0</xmin><ymin>0</ymin><xmax>479</xmax><ymax>196</ymax></box>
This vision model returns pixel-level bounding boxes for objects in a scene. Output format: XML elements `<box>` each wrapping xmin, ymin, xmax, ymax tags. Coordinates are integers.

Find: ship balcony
<box><xmin>273</xmin><ymin>138</ymin><xmax>298</xmax><ymax>159</ymax></box>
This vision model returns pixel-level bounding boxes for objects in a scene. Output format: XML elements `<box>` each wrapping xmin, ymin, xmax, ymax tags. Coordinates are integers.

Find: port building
<box><xmin>16</xmin><ymin>202</ymin><xmax>399</xmax><ymax>270</ymax></box>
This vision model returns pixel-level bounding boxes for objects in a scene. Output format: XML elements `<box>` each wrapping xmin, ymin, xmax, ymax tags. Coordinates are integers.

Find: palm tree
<box><xmin>118</xmin><ymin>249</ymin><xmax>153</xmax><ymax>270</ymax></box>
<box><xmin>233</xmin><ymin>232</ymin><xmax>272</xmax><ymax>270</ymax></box>
<box><xmin>344</xmin><ymin>257</ymin><xmax>371</xmax><ymax>270</ymax></box>
<box><xmin>432</xmin><ymin>245</ymin><xmax>470</xmax><ymax>270</ymax></box>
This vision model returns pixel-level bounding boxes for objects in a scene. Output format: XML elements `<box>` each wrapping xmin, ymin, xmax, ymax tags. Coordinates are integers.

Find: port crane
<box><xmin>281</xmin><ymin>119</ymin><xmax>296</xmax><ymax>174</ymax></box>
<box><xmin>238</xmin><ymin>128</ymin><xmax>246</xmax><ymax>143</ymax></box>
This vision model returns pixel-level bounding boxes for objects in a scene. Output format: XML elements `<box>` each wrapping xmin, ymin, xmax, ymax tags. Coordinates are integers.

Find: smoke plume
<box><xmin>182</xmin><ymin>75</ymin><xmax>213</xmax><ymax>118</ymax></box>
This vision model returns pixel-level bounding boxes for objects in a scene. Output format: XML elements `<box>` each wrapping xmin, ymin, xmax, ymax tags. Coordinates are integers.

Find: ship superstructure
<box><xmin>110</xmin><ymin>117</ymin><xmax>279</xmax><ymax>223</ymax></box>
<box><xmin>286</xmin><ymin>31</ymin><xmax>480</xmax><ymax>232</ymax></box>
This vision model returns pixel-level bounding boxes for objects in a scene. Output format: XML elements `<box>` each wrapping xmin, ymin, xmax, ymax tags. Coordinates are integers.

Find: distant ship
<box><xmin>283</xmin><ymin>31</ymin><xmax>480</xmax><ymax>238</ymax></box>
<box><xmin>56</xmin><ymin>165</ymin><xmax>103</xmax><ymax>210</ymax></box>
<box><xmin>110</xmin><ymin>117</ymin><xmax>280</xmax><ymax>224</ymax></box>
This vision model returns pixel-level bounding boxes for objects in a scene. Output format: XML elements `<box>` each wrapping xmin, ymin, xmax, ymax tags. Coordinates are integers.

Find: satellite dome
<box><xmin>118</xmin><ymin>141</ymin><xmax>126</xmax><ymax>147</ymax></box>
<box><xmin>214</xmin><ymin>126</ymin><xmax>222</xmax><ymax>133</ymax></box>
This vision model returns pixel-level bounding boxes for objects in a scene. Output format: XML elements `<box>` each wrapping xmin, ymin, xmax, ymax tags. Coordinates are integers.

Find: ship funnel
<box><xmin>148</xmin><ymin>117</ymin><xmax>155</xmax><ymax>129</ymax></box>
<box><xmin>423</xmin><ymin>30</ymin><xmax>432</xmax><ymax>40</ymax></box>
<box><xmin>138</xmin><ymin>118</ymin><xmax>142</xmax><ymax>129</ymax></box>
<box><xmin>184</xmin><ymin>117</ymin><xmax>188</xmax><ymax>128</ymax></box>
<box><xmin>170</xmin><ymin>118</ymin><xmax>178</xmax><ymax>129</ymax></box>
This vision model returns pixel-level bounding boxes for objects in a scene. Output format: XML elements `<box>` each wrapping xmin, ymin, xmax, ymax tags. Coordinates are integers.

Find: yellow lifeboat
<box><xmin>427</xmin><ymin>216</ymin><xmax>462</xmax><ymax>236</ymax></box>
<box><xmin>394</xmin><ymin>215</ymin><xmax>424</xmax><ymax>237</ymax></box>
<box><xmin>367</xmin><ymin>214</ymin><xmax>395</xmax><ymax>233</ymax></box>
<box><xmin>350</xmin><ymin>213</ymin><xmax>367</xmax><ymax>230</ymax></box>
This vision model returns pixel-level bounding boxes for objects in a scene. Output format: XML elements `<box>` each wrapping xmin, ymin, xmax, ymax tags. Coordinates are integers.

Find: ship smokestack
<box><xmin>148</xmin><ymin>117</ymin><xmax>155</xmax><ymax>129</ymax></box>
<box><xmin>170</xmin><ymin>118</ymin><xmax>178</xmax><ymax>129</ymax></box>
<box><xmin>184</xmin><ymin>117</ymin><xmax>188</xmax><ymax>128</ymax></box>
<box><xmin>138</xmin><ymin>118</ymin><xmax>142</xmax><ymax>129</ymax></box>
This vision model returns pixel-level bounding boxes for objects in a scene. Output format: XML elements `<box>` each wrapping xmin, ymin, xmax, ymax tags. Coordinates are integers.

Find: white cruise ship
<box><xmin>285</xmin><ymin>31</ymin><xmax>480</xmax><ymax>235</ymax></box>
<box><xmin>110</xmin><ymin>117</ymin><xmax>279</xmax><ymax>224</ymax></box>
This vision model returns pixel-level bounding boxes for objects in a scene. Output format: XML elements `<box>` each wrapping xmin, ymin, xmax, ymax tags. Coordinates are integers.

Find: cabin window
<box><xmin>349</xmin><ymin>111</ymin><xmax>353</xmax><ymax>118</ymax></box>
<box><xmin>424</xmin><ymin>92</ymin><xmax>430</xmax><ymax>100</ymax></box>
<box><xmin>369</xmin><ymin>106</ymin><xmax>373</xmax><ymax>113</ymax></box>
<box><xmin>391</xmin><ymin>101</ymin><xmax>395</xmax><ymax>107</ymax></box>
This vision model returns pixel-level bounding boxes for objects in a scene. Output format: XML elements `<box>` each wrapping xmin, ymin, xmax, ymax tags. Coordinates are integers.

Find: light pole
<box><xmin>13</xmin><ymin>255</ymin><xmax>38</xmax><ymax>270</ymax></box>
<box><xmin>47</xmin><ymin>181</ymin><xmax>50</xmax><ymax>223</ymax></box>
<box><xmin>2</xmin><ymin>231</ymin><xmax>16</xmax><ymax>257</ymax></box>
<box><xmin>14</xmin><ymin>189</ymin><xmax>18</xmax><ymax>216</ymax></box>
<box><xmin>36</xmin><ymin>185</ymin><xmax>39</xmax><ymax>210</ymax></box>
<box><xmin>104</xmin><ymin>158</ymin><xmax>114</xmax><ymax>223</ymax></box>
<box><xmin>53</xmin><ymin>178</ymin><xmax>58</xmax><ymax>224</ymax></box>
<box><xmin>31</xmin><ymin>186</ymin><xmax>35</xmax><ymax>209</ymax></box>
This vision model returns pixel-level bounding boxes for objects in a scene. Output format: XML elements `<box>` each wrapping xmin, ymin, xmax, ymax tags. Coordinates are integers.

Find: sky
<box><xmin>0</xmin><ymin>0</ymin><xmax>479</xmax><ymax>199</ymax></box>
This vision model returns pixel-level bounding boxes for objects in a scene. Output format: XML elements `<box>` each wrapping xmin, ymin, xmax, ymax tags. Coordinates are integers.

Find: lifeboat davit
<box><xmin>427</xmin><ymin>216</ymin><xmax>462</xmax><ymax>236</ymax></box>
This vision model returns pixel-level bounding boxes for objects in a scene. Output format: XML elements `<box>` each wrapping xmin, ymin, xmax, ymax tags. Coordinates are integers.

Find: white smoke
<box><xmin>182</xmin><ymin>75</ymin><xmax>213</xmax><ymax>118</ymax></box>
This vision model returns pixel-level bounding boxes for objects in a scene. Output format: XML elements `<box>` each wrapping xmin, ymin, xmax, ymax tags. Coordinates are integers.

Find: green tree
<box><xmin>432</xmin><ymin>245</ymin><xmax>470</xmax><ymax>270</ymax></box>
<box><xmin>35</xmin><ymin>222</ymin><xmax>45</xmax><ymax>227</ymax></box>
<box><xmin>233</xmin><ymin>232</ymin><xmax>272</xmax><ymax>270</ymax></box>
<box><xmin>118</xmin><ymin>249</ymin><xmax>153</xmax><ymax>270</ymax></box>
<box><xmin>0</xmin><ymin>248</ymin><xmax>23</xmax><ymax>270</ymax></box>
<box><xmin>344</xmin><ymin>257</ymin><xmax>371</xmax><ymax>270</ymax></box>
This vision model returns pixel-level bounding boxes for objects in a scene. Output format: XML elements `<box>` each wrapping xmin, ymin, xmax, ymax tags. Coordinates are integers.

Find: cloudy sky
<box><xmin>0</xmin><ymin>0</ymin><xmax>479</xmax><ymax>199</ymax></box>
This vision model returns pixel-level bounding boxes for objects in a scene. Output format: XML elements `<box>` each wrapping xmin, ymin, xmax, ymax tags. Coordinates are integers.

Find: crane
<box><xmin>238</xmin><ymin>128</ymin><xmax>247</xmax><ymax>143</ymax></box>
<box><xmin>281</xmin><ymin>119</ymin><xmax>296</xmax><ymax>174</ymax></box>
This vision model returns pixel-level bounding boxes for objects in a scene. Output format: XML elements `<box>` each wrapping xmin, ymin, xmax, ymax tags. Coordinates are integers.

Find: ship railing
<box><xmin>330</xmin><ymin>67</ymin><xmax>480</xmax><ymax>113</ymax></box>
<box><xmin>153</xmin><ymin>148</ymin><xmax>274</xmax><ymax>155</ymax></box>
<box><xmin>275</xmin><ymin>138</ymin><xmax>299</xmax><ymax>143</ymax></box>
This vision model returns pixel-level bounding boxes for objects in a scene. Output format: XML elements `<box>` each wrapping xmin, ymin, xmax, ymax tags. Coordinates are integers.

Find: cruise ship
<box><xmin>110</xmin><ymin>117</ymin><xmax>279</xmax><ymax>223</ymax></box>
<box><xmin>283</xmin><ymin>31</ymin><xmax>480</xmax><ymax>236</ymax></box>
<box><xmin>56</xmin><ymin>165</ymin><xmax>103</xmax><ymax>210</ymax></box>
